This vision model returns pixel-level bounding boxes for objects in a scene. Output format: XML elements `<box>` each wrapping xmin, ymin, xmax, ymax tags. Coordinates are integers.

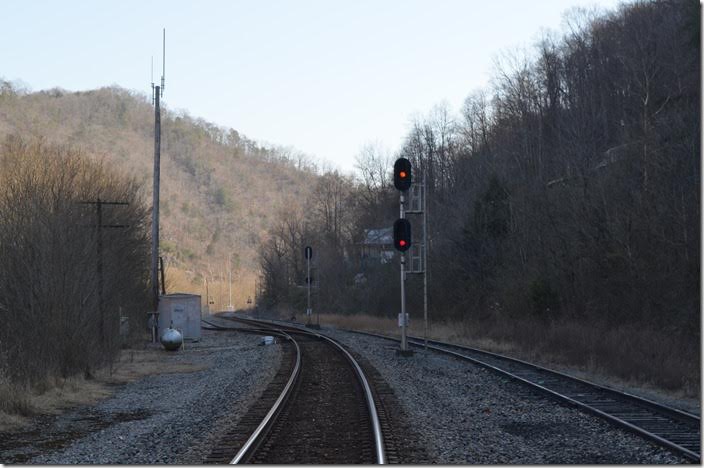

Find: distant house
<box><xmin>360</xmin><ymin>227</ymin><xmax>394</xmax><ymax>265</ymax></box>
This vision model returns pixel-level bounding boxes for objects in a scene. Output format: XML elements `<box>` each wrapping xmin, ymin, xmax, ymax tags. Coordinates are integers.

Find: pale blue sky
<box><xmin>1</xmin><ymin>0</ymin><xmax>624</xmax><ymax>174</ymax></box>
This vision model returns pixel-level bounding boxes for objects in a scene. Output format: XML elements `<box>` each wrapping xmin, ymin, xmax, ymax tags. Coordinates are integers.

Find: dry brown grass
<box><xmin>316</xmin><ymin>313</ymin><xmax>404</xmax><ymax>335</ymax></box>
<box><xmin>0</xmin><ymin>344</ymin><xmax>208</xmax><ymax>431</ymax></box>
<box><xmin>318</xmin><ymin>313</ymin><xmax>699</xmax><ymax>401</ymax></box>
<box><xmin>317</xmin><ymin>313</ymin><xmax>518</xmax><ymax>358</ymax></box>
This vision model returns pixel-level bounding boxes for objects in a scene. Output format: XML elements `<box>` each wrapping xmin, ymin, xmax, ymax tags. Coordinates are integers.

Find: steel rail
<box><xmin>344</xmin><ymin>328</ymin><xmax>700</xmax><ymax>463</ymax></box>
<box><xmin>229</xmin><ymin>329</ymin><xmax>301</xmax><ymax>464</ymax></box>
<box><xmin>412</xmin><ymin>335</ymin><xmax>699</xmax><ymax>423</ymax></box>
<box><xmin>421</xmin><ymin>340</ymin><xmax>700</xmax><ymax>462</ymax></box>
<box><xmin>223</xmin><ymin>316</ymin><xmax>387</xmax><ymax>464</ymax></box>
<box><xmin>316</xmin><ymin>332</ymin><xmax>387</xmax><ymax>464</ymax></box>
<box><xmin>202</xmin><ymin>318</ymin><xmax>306</xmax><ymax>463</ymax></box>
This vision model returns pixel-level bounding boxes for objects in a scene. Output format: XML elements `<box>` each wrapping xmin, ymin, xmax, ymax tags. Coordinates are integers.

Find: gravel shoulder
<box><xmin>2</xmin><ymin>328</ymin><xmax>280</xmax><ymax>464</ymax></box>
<box><xmin>3</xmin><ymin>317</ymin><xmax>691</xmax><ymax>465</ymax></box>
<box><xmin>321</xmin><ymin>326</ymin><xmax>690</xmax><ymax>464</ymax></box>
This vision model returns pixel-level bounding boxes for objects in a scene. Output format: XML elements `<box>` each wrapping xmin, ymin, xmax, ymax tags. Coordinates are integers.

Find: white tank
<box><xmin>160</xmin><ymin>327</ymin><xmax>183</xmax><ymax>351</ymax></box>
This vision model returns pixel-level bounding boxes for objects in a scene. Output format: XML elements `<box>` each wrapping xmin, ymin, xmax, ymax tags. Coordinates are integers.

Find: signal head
<box><xmin>393</xmin><ymin>218</ymin><xmax>412</xmax><ymax>252</ymax></box>
<box><xmin>394</xmin><ymin>158</ymin><xmax>412</xmax><ymax>191</ymax></box>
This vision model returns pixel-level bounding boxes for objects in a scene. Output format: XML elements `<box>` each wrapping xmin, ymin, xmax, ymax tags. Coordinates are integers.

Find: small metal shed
<box><xmin>157</xmin><ymin>293</ymin><xmax>201</xmax><ymax>341</ymax></box>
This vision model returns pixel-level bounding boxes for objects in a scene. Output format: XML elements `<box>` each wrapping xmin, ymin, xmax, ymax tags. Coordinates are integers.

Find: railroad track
<box><xmin>341</xmin><ymin>327</ymin><xmax>700</xmax><ymax>463</ymax></box>
<box><xmin>202</xmin><ymin>317</ymin><xmax>386</xmax><ymax>464</ymax></box>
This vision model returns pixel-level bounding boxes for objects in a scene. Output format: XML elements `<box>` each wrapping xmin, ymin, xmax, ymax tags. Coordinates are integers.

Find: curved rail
<box><xmin>229</xmin><ymin>330</ymin><xmax>301</xmax><ymax>464</ymax></box>
<box><xmin>343</xmin><ymin>328</ymin><xmax>700</xmax><ymax>463</ymax></box>
<box><xmin>316</xmin><ymin>332</ymin><xmax>386</xmax><ymax>464</ymax></box>
<box><xmin>201</xmin><ymin>318</ymin><xmax>304</xmax><ymax>464</ymax></box>
<box><xmin>223</xmin><ymin>316</ymin><xmax>387</xmax><ymax>464</ymax></box>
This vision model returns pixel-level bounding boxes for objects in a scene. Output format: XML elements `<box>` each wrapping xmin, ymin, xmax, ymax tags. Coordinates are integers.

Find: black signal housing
<box><xmin>393</xmin><ymin>158</ymin><xmax>412</xmax><ymax>191</ymax></box>
<box><xmin>393</xmin><ymin>218</ymin><xmax>412</xmax><ymax>252</ymax></box>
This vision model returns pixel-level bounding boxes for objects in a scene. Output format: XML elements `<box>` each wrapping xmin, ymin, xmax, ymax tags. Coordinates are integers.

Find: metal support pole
<box><xmin>307</xmin><ymin>255</ymin><xmax>312</xmax><ymax>324</ymax></box>
<box><xmin>423</xmin><ymin>170</ymin><xmax>428</xmax><ymax>350</ymax></box>
<box><xmin>400</xmin><ymin>253</ymin><xmax>407</xmax><ymax>352</ymax></box>
<box><xmin>400</xmin><ymin>192</ymin><xmax>408</xmax><ymax>352</ymax></box>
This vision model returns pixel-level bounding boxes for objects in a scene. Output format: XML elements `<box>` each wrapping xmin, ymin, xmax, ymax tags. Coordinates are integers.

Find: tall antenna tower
<box><xmin>151</xmin><ymin>56</ymin><xmax>155</xmax><ymax>105</ymax></box>
<box><xmin>161</xmin><ymin>28</ymin><xmax>166</xmax><ymax>94</ymax></box>
<box><xmin>150</xmin><ymin>29</ymin><xmax>165</xmax><ymax>104</ymax></box>
<box><xmin>150</xmin><ymin>28</ymin><xmax>166</xmax><ymax>335</ymax></box>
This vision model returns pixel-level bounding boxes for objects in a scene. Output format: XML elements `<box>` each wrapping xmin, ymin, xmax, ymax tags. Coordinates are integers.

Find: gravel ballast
<box><xmin>4</xmin><ymin>318</ymin><xmax>691</xmax><ymax>464</ymax></box>
<box><xmin>14</xmin><ymin>327</ymin><xmax>281</xmax><ymax>464</ymax></box>
<box><xmin>321</xmin><ymin>327</ymin><xmax>689</xmax><ymax>464</ymax></box>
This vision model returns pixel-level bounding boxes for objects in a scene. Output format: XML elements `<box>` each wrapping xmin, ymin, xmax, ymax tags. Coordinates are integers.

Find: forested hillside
<box><xmin>0</xmin><ymin>0</ymin><xmax>698</xmax><ymax>394</ymax></box>
<box><xmin>0</xmin><ymin>83</ymin><xmax>319</xmax><ymax>308</ymax></box>
<box><xmin>258</xmin><ymin>0</ymin><xmax>700</xmax><ymax>393</ymax></box>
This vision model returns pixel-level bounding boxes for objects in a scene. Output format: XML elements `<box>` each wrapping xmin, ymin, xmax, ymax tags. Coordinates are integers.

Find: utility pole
<box><xmin>78</xmin><ymin>199</ymin><xmax>129</xmax><ymax>345</ymax></box>
<box><xmin>97</xmin><ymin>199</ymin><xmax>104</xmax><ymax>340</ymax></box>
<box><xmin>151</xmin><ymin>82</ymin><xmax>161</xmax><ymax>312</ymax></box>
<box><xmin>150</xmin><ymin>28</ymin><xmax>166</xmax><ymax>342</ymax></box>
<box><xmin>159</xmin><ymin>256</ymin><xmax>166</xmax><ymax>295</ymax></box>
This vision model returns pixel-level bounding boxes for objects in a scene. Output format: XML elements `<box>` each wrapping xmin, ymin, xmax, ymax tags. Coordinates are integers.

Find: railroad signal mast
<box><xmin>304</xmin><ymin>246</ymin><xmax>319</xmax><ymax>329</ymax></box>
<box><xmin>393</xmin><ymin>158</ymin><xmax>413</xmax><ymax>356</ymax></box>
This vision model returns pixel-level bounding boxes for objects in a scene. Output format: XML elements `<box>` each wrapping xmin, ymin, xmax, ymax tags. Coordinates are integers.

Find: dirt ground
<box><xmin>0</xmin><ymin>339</ymin><xmax>208</xmax><ymax>433</ymax></box>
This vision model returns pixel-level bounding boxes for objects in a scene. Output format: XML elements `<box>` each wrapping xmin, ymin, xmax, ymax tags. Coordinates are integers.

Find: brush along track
<box><xmin>346</xmin><ymin>328</ymin><xmax>700</xmax><ymax>463</ymax></box>
<box><xmin>204</xmin><ymin>317</ymin><xmax>386</xmax><ymax>464</ymax></box>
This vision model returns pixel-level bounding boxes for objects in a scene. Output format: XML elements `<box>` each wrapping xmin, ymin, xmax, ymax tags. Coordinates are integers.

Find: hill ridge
<box><xmin>0</xmin><ymin>82</ymin><xmax>319</xmax><ymax>308</ymax></box>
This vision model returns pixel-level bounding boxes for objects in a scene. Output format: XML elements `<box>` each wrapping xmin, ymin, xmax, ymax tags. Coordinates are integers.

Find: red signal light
<box><xmin>394</xmin><ymin>158</ymin><xmax>412</xmax><ymax>191</ymax></box>
<box><xmin>393</xmin><ymin>218</ymin><xmax>412</xmax><ymax>252</ymax></box>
